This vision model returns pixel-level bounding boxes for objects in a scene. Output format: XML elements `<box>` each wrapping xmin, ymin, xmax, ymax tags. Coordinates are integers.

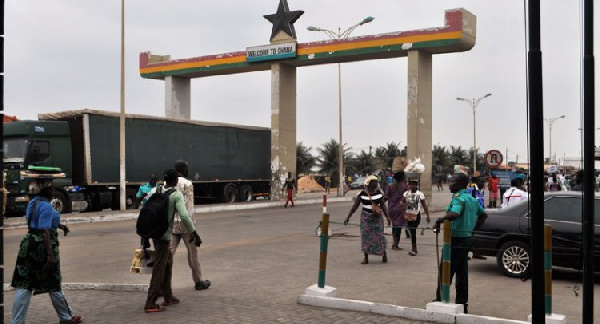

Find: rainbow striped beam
<box><xmin>140</xmin><ymin>8</ymin><xmax>475</xmax><ymax>79</ymax></box>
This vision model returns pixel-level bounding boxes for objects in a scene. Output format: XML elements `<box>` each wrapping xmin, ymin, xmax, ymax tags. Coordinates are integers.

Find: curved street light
<box><xmin>456</xmin><ymin>93</ymin><xmax>492</xmax><ymax>174</ymax></box>
<box><xmin>307</xmin><ymin>17</ymin><xmax>374</xmax><ymax>197</ymax></box>
<box><xmin>544</xmin><ymin>115</ymin><xmax>565</xmax><ymax>164</ymax></box>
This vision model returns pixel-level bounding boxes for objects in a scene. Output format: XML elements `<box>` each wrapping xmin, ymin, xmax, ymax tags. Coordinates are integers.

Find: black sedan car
<box><xmin>471</xmin><ymin>192</ymin><xmax>600</xmax><ymax>277</ymax></box>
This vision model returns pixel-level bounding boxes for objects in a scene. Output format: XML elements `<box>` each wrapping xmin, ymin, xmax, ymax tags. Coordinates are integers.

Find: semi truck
<box><xmin>3</xmin><ymin>109</ymin><xmax>271</xmax><ymax>215</ymax></box>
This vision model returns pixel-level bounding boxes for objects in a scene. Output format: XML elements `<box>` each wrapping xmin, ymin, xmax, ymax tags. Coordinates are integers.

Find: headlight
<box><xmin>15</xmin><ymin>196</ymin><xmax>30</xmax><ymax>202</ymax></box>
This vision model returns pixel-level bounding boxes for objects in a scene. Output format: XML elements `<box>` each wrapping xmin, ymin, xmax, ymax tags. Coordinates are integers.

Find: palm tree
<box><xmin>432</xmin><ymin>145</ymin><xmax>451</xmax><ymax>174</ymax></box>
<box><xmin>449</xmin><ymin>145</ymin><xmax>469</xmax><ymax>168</ymax></box>
<box><xmin>351</xmin><ymin>150</ymin><xmax>376</xmax><ymax>175</ymax></box>
<box><xmin>374</xmin><ymin>141</ymin><xmax>403</xmax><ymax>169</ymax></box>
<box><xmin>296</xmin><ymin>142</ymin><xmax>316</xmax><ymax>176</ymax></box>
<box><xmin>466</xmin><ymin>148</ymin><xmax>486</xmax><ymax>175</ymax></box>
<box><xmin>316</xmin><ymin>139</ymin><xmax>352</xmax><ymax>186</ymax></box>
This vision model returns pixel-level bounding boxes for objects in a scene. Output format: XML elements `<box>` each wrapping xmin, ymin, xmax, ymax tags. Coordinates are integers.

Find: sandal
<box><xmin>195</xmin><ymin>280</ymin><xmax>211</xmax><ymax>290</ymax></box>
<box><xmin>161</xmin><ymin>297</ymin><xmax>180</xmax><ymax>306</ymax></box>
<box><xmin>60</xmin><ymin>315</ymin><xmax>84</xmax><ymax>324</ymax></box>
<box><xmin>144</xmin><ymin>305</ymin><xmax>166</xmax><ymax>313</ymax></box>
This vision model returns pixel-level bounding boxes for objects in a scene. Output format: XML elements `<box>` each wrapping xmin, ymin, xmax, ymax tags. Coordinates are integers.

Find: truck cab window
<box><xmin>25</xmin><ymin>140</ymin><xmax>50</xmax><ymax>165</ymax></box>
<box><xmin>3</xmin><ymin>138</ymin><xmax>28</xmax><ymax>163</ymax></box>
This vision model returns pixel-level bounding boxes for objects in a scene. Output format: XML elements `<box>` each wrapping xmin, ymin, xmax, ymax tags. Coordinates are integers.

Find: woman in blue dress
<box><xmin>11</xmin><ymin>178</ymin><xmax>83</xmax><ymax>324</ymax></box>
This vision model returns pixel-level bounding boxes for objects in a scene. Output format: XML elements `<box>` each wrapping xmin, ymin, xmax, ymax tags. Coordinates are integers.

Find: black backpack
<box><xmin>136</xmin><ymin>186</ymin><xmax>176</xmax><ymax>240</ymax></box>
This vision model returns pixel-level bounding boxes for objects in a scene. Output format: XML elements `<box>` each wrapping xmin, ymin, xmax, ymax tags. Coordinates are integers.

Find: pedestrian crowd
<box><xmin>10</xmin><ymin>160</ymin><xmax>592</xmax><ymax>321</ymax></box>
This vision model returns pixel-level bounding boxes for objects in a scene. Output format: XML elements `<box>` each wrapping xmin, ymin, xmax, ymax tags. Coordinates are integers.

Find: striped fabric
<box><xmin>357</xmin><ymin>190</ymin><xmax>384</xmax><ymax>213</ymax></box>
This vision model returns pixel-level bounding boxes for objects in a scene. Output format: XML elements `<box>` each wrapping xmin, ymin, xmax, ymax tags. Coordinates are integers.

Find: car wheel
<box><xmin>496</xmin><ymin>240</ymin><xmax>530</xmax><ymax>278</ymax></box>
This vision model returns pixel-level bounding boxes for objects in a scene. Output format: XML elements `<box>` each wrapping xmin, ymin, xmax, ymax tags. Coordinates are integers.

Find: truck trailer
<box><xmin>3</xmin><ymin>109</ymin><xmax>271</xmax><ymax>215</ymax></box>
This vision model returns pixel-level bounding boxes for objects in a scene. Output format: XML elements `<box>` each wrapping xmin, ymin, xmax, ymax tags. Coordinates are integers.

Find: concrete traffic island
<box><xmin>298</xmin><ymin>294</ymin><xmax>533</xmax><ymax>323</ymax></box>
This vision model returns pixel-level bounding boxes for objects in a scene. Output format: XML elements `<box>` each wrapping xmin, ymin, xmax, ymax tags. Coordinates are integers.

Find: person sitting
<box><xmin>135</xmin><ymin>175</ymin><xmax>158</xmax><ymax>208</ymax></box>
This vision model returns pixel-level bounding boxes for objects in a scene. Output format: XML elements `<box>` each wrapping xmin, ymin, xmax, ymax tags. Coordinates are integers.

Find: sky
<box><xmin>4</xmin><ymin>1</ymin><xmax>599</xmax><ymax>166</ymax></box>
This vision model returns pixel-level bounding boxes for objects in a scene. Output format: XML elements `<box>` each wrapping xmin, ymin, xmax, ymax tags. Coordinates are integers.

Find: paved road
<box><xmin>3</xmin><ymin>198</ymin><xmax>600</xmax><ymax>323</ymax></box>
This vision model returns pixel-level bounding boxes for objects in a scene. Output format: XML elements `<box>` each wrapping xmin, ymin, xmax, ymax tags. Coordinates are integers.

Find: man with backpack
<box><xmin>170</xmin><ymin>160</ymin><xmax>210</xmax><ymax>291</ymax></box>
<box><xmin>141</xmin><ymin>169</ymin><xmax>202</xmax><ymax>313</ymax></box>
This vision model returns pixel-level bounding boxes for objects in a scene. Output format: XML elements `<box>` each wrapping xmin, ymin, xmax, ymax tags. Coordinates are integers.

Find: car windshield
<box><xmin>3</xmin><ymin>138</ymin><xmax>27</xmax><ymax>163</ymax></box>
<box><xmin>353</xmin><ymin>177</ymin><xmax>367</xmax><ymax>184</ymax></box>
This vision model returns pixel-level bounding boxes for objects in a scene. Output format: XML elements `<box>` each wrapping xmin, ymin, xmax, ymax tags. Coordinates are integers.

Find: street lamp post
<box><xmin>456</xmin><ymin>93</ymin><xmax>492</xmax><ymax>174</ymax></box>
<box><xmin>544</xmin><ymin>115</ymin><xmax>565</xmax><ymax>164</ymax></box>
<box><xmin>308</xmin><ymin>16</ymin><xmax>374</xmax><ymax>197</ymax></box>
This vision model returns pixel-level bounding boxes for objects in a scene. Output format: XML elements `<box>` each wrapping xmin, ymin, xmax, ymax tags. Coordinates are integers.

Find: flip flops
<box><xmin>161</xmin><ymin>297</ymin><xmax>180</xmax><ymax>307</ymax></box>
<box><xmin>60</xmin><ymin>315</ymin><xmax>84</xmax><ymax>324</ymax></box>
<box><xmin>144</xmin><ymin>305</ymin><xmax>166</xmax><ymax>313</ymax></box>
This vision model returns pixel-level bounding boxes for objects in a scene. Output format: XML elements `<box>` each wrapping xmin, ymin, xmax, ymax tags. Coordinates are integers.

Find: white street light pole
<box><xmin>543</xmin><ymin>115</ymin><xmax>565</xmax><ymax>164</ymax></box>
<box><xmin>308</xmin><ymin>17</ymin><xmax>374</xmax><ymax>197</ymax></box>
<box><xmin>456</xmin><ymin>93</ymin><xmax>492</xmax><ymax>174</ymax></box>
<box><xmin>119</xmin><ymin>0</ymin><xmax>126</xmax><ymax>210</ymax></box>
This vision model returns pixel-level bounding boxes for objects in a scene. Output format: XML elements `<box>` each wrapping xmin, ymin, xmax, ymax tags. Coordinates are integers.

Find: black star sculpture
<box><xmin>264</xmin><ymin>0</ymin><xmax>304</xmax><ymax>41</ymax></box>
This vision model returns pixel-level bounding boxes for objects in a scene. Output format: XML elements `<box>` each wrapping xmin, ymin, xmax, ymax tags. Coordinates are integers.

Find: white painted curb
<box><xmin>527</xmin><ymin>313</ymin><xmax>567</xmax><ymax>324</ymax></box>
<box><xmin>297</xmin><ymin>294</ymin><xmax>531</xmax><ymax>324</ymax></box>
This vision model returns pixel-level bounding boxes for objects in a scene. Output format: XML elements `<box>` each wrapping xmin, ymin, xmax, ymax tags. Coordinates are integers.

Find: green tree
<box><xmin>317</xmin><ymin>139</ymin><xmax>352</xmax><ymax>186</ymax></box>
<box><xmin>449</xmin><ymin>145</ymin><xmax>469</xmax><ymax>167</ymax></box>
<box><xmin>350</xmin><ymin>150</ymin><xmax>376</xmax><ymax>175</ymax></box>
<box><xmin>374</xmin><ymin>141</ymin><xmax>403</xmax><ymax>169</ymax></box>
<box><xmin>467</xmin><ymin>148</ymin><xmax>488</xmax><ymax>175</ymax></box>
<box><xmin>432</xmin><ymin>145</ymin><xmax>451</xmax><ymax>174</ymax></box>
<box><xmin>296</xmin><ymin>142</ymin><xmax>316</xmax><ymax>176</ymax></box>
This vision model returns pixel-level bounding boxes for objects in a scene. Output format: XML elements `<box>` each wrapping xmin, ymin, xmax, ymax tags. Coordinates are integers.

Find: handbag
<box><xmin>404</xmin><ymin>192</ymin><xmax>420</xmax><ymax>222</ymax></box>
<box><xmin>366</xmin><ymin>190</ymin><xmax>382</xmax><ymax>215</ymax></box>
<box><xmin>404</xmin><ymin>212</ymin><xmax>418</xmax><ymax>222</ymax></box>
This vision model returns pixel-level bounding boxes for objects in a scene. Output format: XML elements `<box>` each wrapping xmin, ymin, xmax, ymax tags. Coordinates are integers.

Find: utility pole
<box><xmin>119</xmin><ymin>0</ymin><xmax>126</xmax><ymax>210</ymax></box>
<box><xmin>527</xmin><ymin>0</ymin><xmax>546</xmax><ymax>322</ymax></box>
<box><xmin>582</xmin><ymin>0</ymin><xmax>595</xmax><ymax>322</ymax></box>
<box><xmin>1</xmin><ymin>0</ymin><xmax>5</xmax><ymax>318</ymax></box>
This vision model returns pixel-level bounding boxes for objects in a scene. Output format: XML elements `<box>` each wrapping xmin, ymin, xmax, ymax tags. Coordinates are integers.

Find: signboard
<box><xmin>246</xmin><ymin>43</ymin><xmax>297</xmax><ymax>63</ymax></box>
<box><xmin>485</xmin><ymin>150</ymin><xmax>503</xmax><ymax>168</ymax></box>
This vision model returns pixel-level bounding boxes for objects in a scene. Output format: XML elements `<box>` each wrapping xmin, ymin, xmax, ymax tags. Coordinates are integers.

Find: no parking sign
<box><xmin>485</xmin><ymin>150</ymin><xmax>503</xmax><ymax>168</ymax></box>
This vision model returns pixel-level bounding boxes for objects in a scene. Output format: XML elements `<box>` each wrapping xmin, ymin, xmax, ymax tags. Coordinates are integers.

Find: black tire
<box><xmin>224</xmin><ymin>184</ymin><xmax>237</xmax><ymax>203</ymax></box>
<box><xmin>240</xmin><ymin>185</ymin><xmax>253</xmax><ymax>202</ymax></box>
<box><xmin>496</xmin><ymin>240</ymin><xmax>530</xmax><ymax>278</ymax></box>
<box><xmin>126</xmin><ymin>194</ymin><xmax>136</xmax><ymax>209</ymax></box>
<box><xmin>51</xmin><ymin>190</ymin><xmax>71</xmax><ymax>214</ymax></box>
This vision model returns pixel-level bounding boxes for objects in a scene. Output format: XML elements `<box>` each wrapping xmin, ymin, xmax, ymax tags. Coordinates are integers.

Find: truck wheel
<box><xmin>126</xmin><ymin>195</ymin><xmax>136</xmax><ymax>209</ymax></box>
<box><xmin>224</xmin><ymin>185</ymin><xmax>237</xmax><ymax>203</ymax></box>
<box><xmin>240</xmin><ymin>185</ymin><xmax>253</xmax><ymax>202</ymax></box>
<box><xmin>51</xmin><ymin>191</ymin><xmax>71</xmax><ymax>214</ymax></box>
<box><xmin>496</xmin><ymin>240</ymin><xmax>530</xmax><ymax>278</ymax></box>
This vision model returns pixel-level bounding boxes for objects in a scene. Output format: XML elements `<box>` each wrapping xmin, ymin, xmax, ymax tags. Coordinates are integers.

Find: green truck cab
<box><xmin>3</xmin><ymin>121</ymin><xmax>73</xmax><ymax>214</ymax></box>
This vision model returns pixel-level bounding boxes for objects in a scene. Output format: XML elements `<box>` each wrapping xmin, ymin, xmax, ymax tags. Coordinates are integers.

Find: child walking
<box><xmin>402</xmin><ymin>179</ymin><xmax>430</xmax><ymax>256</ymax></box>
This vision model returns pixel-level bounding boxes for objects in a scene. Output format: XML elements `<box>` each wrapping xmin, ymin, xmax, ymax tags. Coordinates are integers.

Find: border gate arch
<box><xmin>139</xmin><ymin>3</ymin><xmax>476</xmax><ymax>201</ymax></box>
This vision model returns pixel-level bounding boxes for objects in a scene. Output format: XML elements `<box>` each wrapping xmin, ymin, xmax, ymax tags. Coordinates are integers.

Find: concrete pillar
<box><xmin>406</xmin><ymin>50</ymin><xmax>433</xmax><ymax>201</ymax></box>
<box><xmin>270</xmin><ymin>63</ymin><xmax>297</xmax><ymax>200</ymax></box>
<box><xmin>165</xmin><ymin>76</ymin><xmax>191</xmax><ymax>119</ymax></box>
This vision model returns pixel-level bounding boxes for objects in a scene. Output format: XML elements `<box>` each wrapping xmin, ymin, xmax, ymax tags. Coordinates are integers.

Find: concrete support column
<box><xmin>165</xmin><ymin>76</ymin><xmax>191</xmax><ymax>119</ymax></box>
<box><xmin>406</xmin><ymin>50</ymin><xmax>433</xmax><ymax>201</ymax></box>
<box><xmin>270</xmin><ymin>63</ymin><xmax>297</xmax><ymax>201</ymax></box>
